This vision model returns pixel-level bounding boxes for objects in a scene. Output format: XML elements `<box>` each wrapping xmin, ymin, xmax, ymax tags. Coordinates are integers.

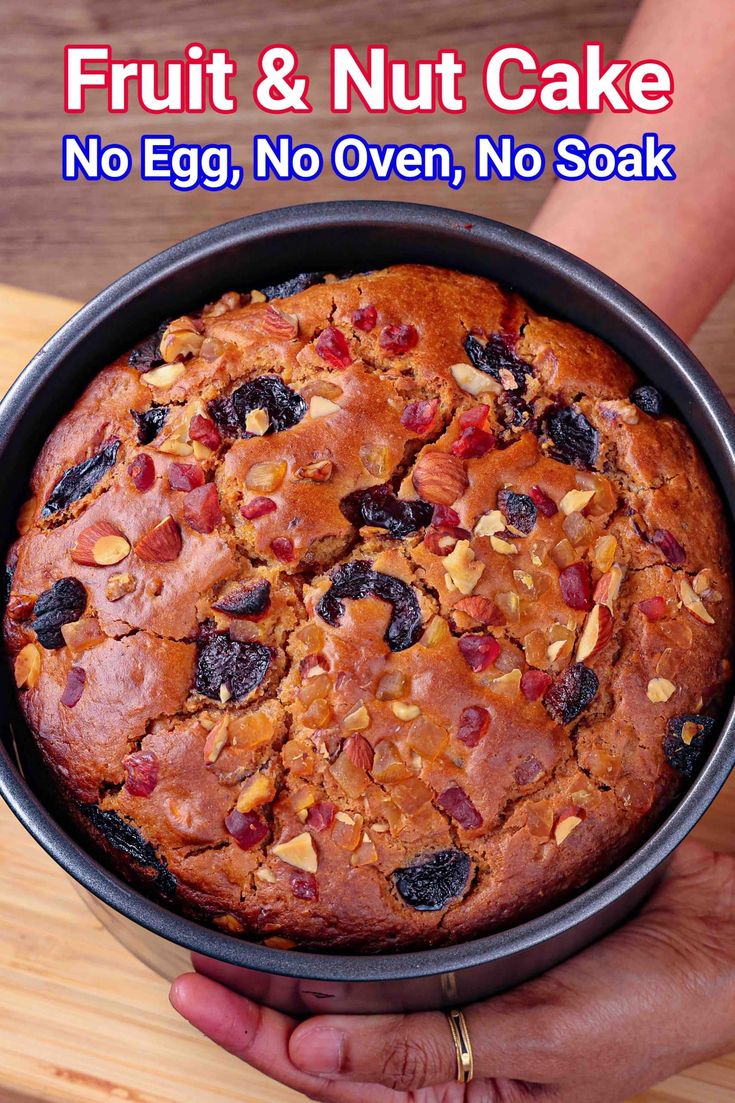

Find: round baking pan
<box><xmin>1</xmin><ymin>201</ymin><xmax>733</xmax><ymax>1014</ymax></box>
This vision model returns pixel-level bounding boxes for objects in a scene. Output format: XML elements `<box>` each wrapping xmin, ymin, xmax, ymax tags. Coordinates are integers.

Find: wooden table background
<box><xmin>1</xmin><ymin>1</ymin><xmax>734</xmax><ymax>1099</ymax></box>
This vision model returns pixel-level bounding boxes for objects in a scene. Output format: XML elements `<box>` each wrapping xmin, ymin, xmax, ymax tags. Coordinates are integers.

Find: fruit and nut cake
<box><xmin>4</xmin><ymin>265</ymin><xmax>732</xmax><ymax>950</ymax></box>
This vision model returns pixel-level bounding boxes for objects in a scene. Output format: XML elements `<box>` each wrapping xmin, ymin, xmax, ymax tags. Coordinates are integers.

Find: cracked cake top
<box><xmin>3</xmin><ymin>264</ymin><xmax>732</xmax><ymax>950</ymax></box>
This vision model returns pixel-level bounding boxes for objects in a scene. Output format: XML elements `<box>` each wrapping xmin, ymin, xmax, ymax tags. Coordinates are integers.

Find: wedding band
<box><xmin>446</xmin><ymin>1008</ymin><xmax>474</xmax><ymax>1083</ymax></box>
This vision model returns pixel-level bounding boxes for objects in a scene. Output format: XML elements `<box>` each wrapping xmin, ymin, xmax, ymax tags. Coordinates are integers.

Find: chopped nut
<box><xmin>262</xmin><ymin>304</ymin><xmax>299</xmax><ymax>339</ymax></box>
<box><xmin>559</xmin><ymin>489</ymin><xmax>595</xmax><ymax>516</ymax></box>
<box><xmin>451</xmin><ymin>362</ymin><xmax>500</xmax><ymax>396</ymax></box>
<box><xmin>255</xmin><ymin>867</ymin><xmax>276</xmax><ymax>883</ymax></box>
<box><xmin>343</xmin><ymin>733</ymin><xmax>374</xmax><ymax>770</ymax></box>
<box><xmin>342</xmin><ymin>703</ymin><xmax>370</xmax><ymax>731</ymax></box>
<box><xmin>246</xmin><ymin>460</ymin><xmax>287</xmax><ymax>493</ymax></box>
<box><xmin>106</xmin><ymin>572</ymin><xmax>137</xmax><ymax>601</ymax></box>
<box><xmin>158</xmin><ymin>424</ymin><xmax>193</xmax><ymax>456</ymax></box>
<box><xmin>442</xmin><ymin>539</ymin><xmax>484</xmax><ymax>595</ymax></box>
<box><xmin>297</xmin><ymin>459</ymin><xmax>334</xmax><ymax>482</ymax></box>
<box><xmin>473</xmin><ymin>510</ymin><xmax>505</xmax><ymax>538</ymax></box>
<box><xmin>647</xmin><ymin>677</ymin><xmax>676</xmax><ymax>703</ymax></box>
<box><xmin>250</xmin><ymin>289</ymin><xmax>267</xmax><ymax>303</ymax></box>
<box><xmin>309</xmin><ymin>395</ymin><xmax>341</xmax><ymax>419</ymax></box>
<box><xmin>14</xmin><ymin>643</ymin><xmax>41</xmax><ymax>689</ymax></box>
<box><xmin>490</xmin><ymin>534</ymin><xmax>518</xmax><ymax>556</ymax></box>
<box><xmin>159</xmin><ymin>316</ymin><xmax>204</xmax><ymax>362</ymax></box>
<box><xmin>678</xmin><ymin>577</ymin><xmax>715</xmax><ymax>624</ymax></box>
<box><xmin>219</xmin><ymin>684</ymin><xmax>232</xmax><ymax>704</ymax></box>
<box><xmin>203</xmin><ymin>716</ymin><xmax>229</xmax><ymax>763</ymax></box>
<box><xmin>693</xmin><ymin>568</ymin><xmax>715</xmax><ymax>595</ymax></box>
<box><xmin>681</xmin><ymin>721</ymin><xmax>700</xmax><ymax>746</ymax></box>
<box><xmin>452</xmin><ymin>595</ymin><xmax>501</xmax><ymax>627</ymax></box>
<box><xmin>71</xmin><ymin>522</ymin><xmax>130</xmax><ymax>567</ymax></box>
<box><xmin>245</xmin><ymin>408</ymin><xmax>270</xmax><ymax>436</ymax></box>
<box><xmin>392</xmin><ymin>701</ymin><xmax>421</xmax><ymax>721</ymax></box>
<box><xmin>141</xmin><ymin>362</ymin><xmax>187</xmax><ymax>389</ymax></box>
<box><xmin>412</xmin><ymin>450</ymin><xmax>468</xmax><ymax>506</ymax></box>
<box><xmin>554</xmin><ymin>812</ymin><xmax>583</xmax><ymax>845</ymax></box>
<box><xmin>271</xmin><ymin>832</ymin><xmax>318</xmax><ymax>873</ymax></box>
<box><xmin>236</xmin><ymin>773</ymin><xmax>276</xmax><ymax>813</ymax></box>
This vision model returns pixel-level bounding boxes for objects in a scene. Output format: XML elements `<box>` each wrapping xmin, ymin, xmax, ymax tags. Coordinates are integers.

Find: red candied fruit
<box><xmin>400</xmin><ymin>397</ymin><xmax>439</xmax><ymax>435</ymax></box>
<box><xmin>379</xmin><ymin>323</ymin><xmax>418</xmax><ymax>356</ymax></box>
<box><xmin>650</xmin><ymin>529</ymin><xmax>686</xmax><ymax>565</ymax></box>
<box><xmin>307</xmin><ymin>801</ymin><xmax>336</xmax><ymax>831</ymax></box>
<box><xmin>60</xmin><ymin>666</ymin><xmax>86</xmax><ymax>708</ymax></box>
<box><xmin>458</xmin><ymin>633</ymin><xmax>500</xmax><ymax>672</ymax></box>
<box><xmin>271</xmin><ymin>537</ymin><xmax>295</xmax><ymax>562</ymax></box>
<box><xmin>456</xmin><ymin>705</ymin><xmax>490</xmax><ymax>747</ymax></box>
<box><xmin>437</xmin><ymin>786</ymin><xmax>483</xmax><ymax>830</ymax></box>
<box><xmin>638</xmin><ymin>595</ymin><xmax>667</xmax><ymax>621</ymax></box>
<box><xmin>184</xmin><ymin>483</ymin><xmax>222</xmax><ymax>534</ymax></box>
<box><xmin>241</xmin><ymin>496</ymin><xmax>277</xmax><ymax>520</ymax></box>
<box><xmin>124</xmin><ymin>750</ymin><xmax>159</xmax><ymax>797</ymax></box>
<box><xmin>432</xmin><ymin>504</ymin><xmax>461</xmax><ymax>528</ymax></box>
<box><xmin>189</xmin><ymin>414</ymin><xmax>222</xmax><ymax>451</ymax></box>
<box><xmin>521</xmin><ymin>669</ymin><xmax>553</xmax><ymax>702</ymax></box>
<box><xmin>559</xmin><ymin>562</ymin><xmax>593</xmax><ymax>611</ymax></box>
<box><xmin>459</xmin><ymin>404</ymin><xmax>490</xmax><ymax>429</ymax></box>
<box><xmin>315</xmin><ymin>326</ymin><xmax>352</xmax><ymax>369</ymax></box>
<box><xmin>530</xmin><ymin>485</ymin><xmax>558</xmax><ymax>517</ymax></box>
<box><xmin>168</xmin><ymin>462</ymin><xmax>205</xmax><ymax>492</ymax></box>
<box><xmin>451</xmin><ymin>426</ymin><xmax>496</xmax><ymax>459</ymax></box>
<box><xmin>290</xmin><ymin>871</ymin><xmax>319</xmax><ymax>900</ymax></box>
<box><xmin>128</xmin><ymin>453</ymin><xmax>155</xmax><ymax>492</ymax></box>
<box><xmin>225</xmin><ymin>809</ymin><xmax>269</xmax><ymax>850</ymax></box>
<box><xmin>352</xmin><ymin>304</ymin><xmax>377</xmax><ymax>332</ymax></box>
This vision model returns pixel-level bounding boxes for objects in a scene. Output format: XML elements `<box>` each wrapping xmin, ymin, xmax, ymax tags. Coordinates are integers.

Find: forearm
<box><xmin>531</xmin><ymin>0</ymin><xmax>735</xmax><ymax>340</ymax></box>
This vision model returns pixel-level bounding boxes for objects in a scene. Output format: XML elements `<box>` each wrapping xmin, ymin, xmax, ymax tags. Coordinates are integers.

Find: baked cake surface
<box><xmin>4</xmin><ymin>264</ymin><xmax>732</xmax><ymax>950</ymax></box>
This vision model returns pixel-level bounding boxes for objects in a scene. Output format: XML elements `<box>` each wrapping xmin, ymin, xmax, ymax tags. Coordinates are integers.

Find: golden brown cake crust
<box><xmin>4</xmin><ymin>264</ymin><xmax>732</xmax><ymax>950</ymax></box>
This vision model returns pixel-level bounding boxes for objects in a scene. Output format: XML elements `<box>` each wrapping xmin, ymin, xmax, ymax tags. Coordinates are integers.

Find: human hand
<box><xmin>169</xmin><ymin>840</ymin><xmax>735</xmax><ymax>1103</ymax></box>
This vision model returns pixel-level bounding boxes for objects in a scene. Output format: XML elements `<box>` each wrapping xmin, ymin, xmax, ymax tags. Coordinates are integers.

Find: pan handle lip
<box><xmin>1</xmin><ymin>199</ymin><xmax>733</xmax><ymax>983</ymax></box>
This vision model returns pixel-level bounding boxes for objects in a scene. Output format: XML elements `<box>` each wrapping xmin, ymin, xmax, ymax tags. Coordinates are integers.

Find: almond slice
<box><xmin>576</xmin><ymin>604</ymin><xmax>614</xmax><ymax>662</ymax></box>
<box><xmin>391</xmin><ymin>701</ymin><xmax>421</xmax><ymax>721</ymax></box>
<box><xmin>593</xmin><ymin>563</ymin><xmax>624</xmax><ymax>610</ymax></box>
<box><xmin>271</xmin><ymin>832</ymin><xmax>318</xmax><ymax>873</ymax></box>
<box><xmin>14</xmin><ymin>643</ymin><xmax>41</xmax><ymax>689</ymax></box>
<box><xmin>342</xmin><ymin>703</ymin><xmax>370</xmax><ymax>731</ymax></box>
<box><xmin>141</xmin><ymin>362</ymin><xmax>187</xmax><ymax>388</ymax></box>
<box><xmin>203</xmin><ymin>716</ymin><xmax>230</xmax><ymax>764</ymax></box>
<box><xmin>490</xmin><ymin>535</ymin><xmax>518</xmax><ymax>556</ymax></box>
<box><xmin>554</xmin><ymin>812</ymin><xmax>583</xmax><ymax>845</ymax></box>
<box><xmin>450</xmin><ymin>362</ymin><xmax>500</xmax><ymax>396</ymax></box>
<box><xmin>678</xmin><ymin>577</ymin><xmax>715</xmax><ymax>624</ymax></box>
<box><xmin>559</xmin><ymin>488</ymin><xmax>595</xmax><ymax>516</ymax></box>
<box><xmin>71</xmin><ymin>522</ymin><xmax>130</xmax><ymax>567</ymax></box>
<box><xmin>309</xmin><ymin>395</ymin><xmax>341</xmax><ymax>419</ymax></box>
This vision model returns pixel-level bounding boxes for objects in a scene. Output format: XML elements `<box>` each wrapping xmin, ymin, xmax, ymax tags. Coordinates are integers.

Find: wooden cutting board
<box><xmin>0</xmin><ymin>283</ymin><xmax>733</xmax><ymax>1103</ymax></box>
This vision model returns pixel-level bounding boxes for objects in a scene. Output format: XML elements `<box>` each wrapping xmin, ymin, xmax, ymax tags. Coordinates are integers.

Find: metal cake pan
<box><xmin>0</xmin><ymin>201</ymin><xmax>733</xmax><ymax>1014</ymax></box>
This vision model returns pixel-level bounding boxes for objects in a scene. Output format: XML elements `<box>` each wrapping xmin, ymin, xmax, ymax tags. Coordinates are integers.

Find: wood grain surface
<box><xmin>0</xmin><ymin>283</ymin><xmax>732</xmax><ymax>1102</ymax></box>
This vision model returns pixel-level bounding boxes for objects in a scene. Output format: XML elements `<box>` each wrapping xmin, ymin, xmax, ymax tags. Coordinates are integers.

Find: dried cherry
<box><xmin>32</xmin><ymin>577</ymin><xmax>87</xmax><ymax>649</ymax></box>
<box><xmin>225</xmin><ymin>809</ymin><xmax>269</xmax><ymax>850</ymax></box>
<box><xmin>436</xmin><ymin>786</ymin><xmax>483</xmax><ymax>830</ymax></box>
<box><xmin>42</xmin><ymin>440</ymin><xmax>120</xmax><ymax>517</ymax></box>
<box><xmin>394</xmin><ymin>848</ymin><xmax>471</xmax><ymax>911</ymax></box>
<box><xmin>124</xmin><ymin>751</ymin><xmax>160</xmax><ymax>797</ymax></box>
<box><xmin>340</xmin><ymin>484</ymin><xmax>433</xmax><ymax>538</ymax></box>
<box><xmin>212</xmin><ymin>580</ymin><xmax>271</xmax><ymax>618</ymax></box>
<box><xmin>630</xmin><ymin>385</ymin><xmax>663</xmax><ymax>416</ymax></box>
<box><xmin>316</xmin><ymin>560</ymin><xmax>422</xmax><ymax>652</ymax></box>
<box><xmin>545</xmin><ymin>663</ymin><xmax>599</xmax><ymax>724</ymax></box>
<box><xmin>261</xmin><ymin>272</ymin><xmax>324</xmax><ymax>299</ymax></box>
<box><xmin>497</xmin><ymin>489</ymin><xmax>537</xmax><ymax>534</ymax></box>
<box><xmin>195</xmin><ymin>632</ymin><xmax>272</xmax><ymax>700</ymax></box>
<box><xmin>544</xmin><ymin>407</ymin><xmax>599</xmax><ymax>469</ymax></box>
<box><xmin>127</xmin><ymin>320</ymin><xmax>169</xmax><ymax>371</ymax></box>
<box><xmin>663</xmin><ymin>715</ymin><xmax>715</xmax><ymax>779</ymax></box>
<box><xmin>132</xmin><ymin>406</ymin><xmax>169</xmax><ymax>445</ymax></box>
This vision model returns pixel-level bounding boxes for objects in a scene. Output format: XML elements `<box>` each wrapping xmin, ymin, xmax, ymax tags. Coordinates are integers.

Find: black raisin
<box><xmin>81</xmin><ymin>804</ymin><xmax>176</xmax><ymax>897</ymax></box>
<box><xmin>630</xmin><ymin>385</ymin><xmax>663</xmax><ymax>417</ymax></box>
<box><xmin>545</xmin><ymin>663</ymin><xmax>599</xmax><ymax>724</ymax></box>
<box><xmin>212</xmin><ymin>580</ymin><xmax>271</xmax><ymax>618</ymax></box>
<box><xmin>394</xmin><ymin>848</ymin><xmax>471</xmax><ymax>911</ymax></box>
<box><xmin>3</xmin><ymin>564</ymin><xmax>14</xmax><ymax>607</ymax></box>
<box><xmin>42</xmin><ymin>440</ymin><xmax>120</xmax><ymax>517</ymax></box>
<box><xmin>208</xmin><ymin>376</ymin><xmax>307</xmax><ymax>438</ymax></box>
<box><xmin>497</xmin><ymin>489</ymin><xmax>537</xmax><ymax>534</ymax></box>
<box><xmin>663</xmin><ymin>715</ymin><xmax>715</xmax><ymax>779</ymax></box>
<box><xmin>316</xmin><ymin>560</ymin><xmax>422</xmax><ymax>652</ymax></box>
<box><xmin>260</xmin><ymin>272</ymin><xmax>325</xmax><ymax>299</ymax></box>
<box><xmin>127</xmin><ymin>320</ymin><xmax>170</xmax><ymax>371</ymax></box>
<box><xmin>464</xmin><ymin>333</ymin><xmax>531</xmax><ymax>392</ymax></box>
<box><xmin>31</xmin><ymin>578</ymin><xmax>88</xmax><ymax>649</ymax></box>
<box><xmin>544</xmin><ymin>407</ymin><xmax>599</xmax><ymax>469</ymax></box>
<box><xmin>340</xmin><ymin>485</ymin><xmax>434</xmax><ymax>538</ymax></box>
<box><xmin>195</xmin><ymin>633</ymin><xmax>272</xmax><ymax>700</ymax></box>
<box><xmin>132</xmin><ymin>405</ymin><xmax>169</xmax><ymax>445</ymax></box>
